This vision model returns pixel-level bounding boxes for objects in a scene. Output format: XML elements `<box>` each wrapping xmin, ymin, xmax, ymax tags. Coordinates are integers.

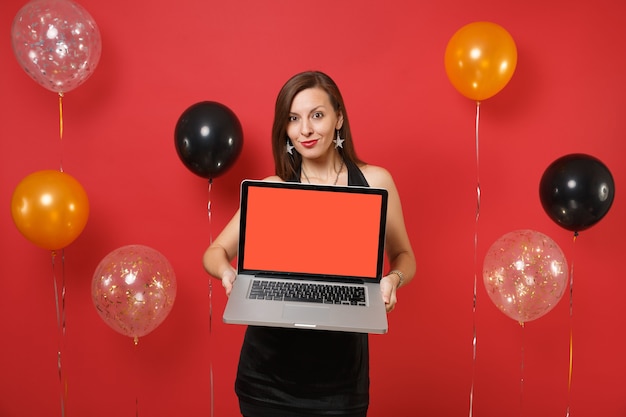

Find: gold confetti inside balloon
<box><xmin>92</xmin><ymin>245</ymin><xmax>176</xmax><ymax>343</ymax></box>
<box><xmin>483</xmin><ymin>230</ymin><xmax>568</xmax><ymax>323</ymax></box>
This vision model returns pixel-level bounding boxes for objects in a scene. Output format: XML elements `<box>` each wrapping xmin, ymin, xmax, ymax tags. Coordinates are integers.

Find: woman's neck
<box><xmin>301</xmin><ymin>154</ymin><xmax>345</xmax><ymax>185</ymax></box>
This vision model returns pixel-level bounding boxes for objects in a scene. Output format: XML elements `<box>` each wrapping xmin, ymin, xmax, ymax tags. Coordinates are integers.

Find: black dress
<box><xmin>236</xmin><ymin>160</ymin><xmax>371</xmax><ymax>417</ymax></box>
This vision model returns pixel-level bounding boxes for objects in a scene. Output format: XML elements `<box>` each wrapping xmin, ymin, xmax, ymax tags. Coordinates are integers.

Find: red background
<box><xmin>1</xmin><ymin>0</ymin><xmax>624</xmax><ymax>416</ymax></box>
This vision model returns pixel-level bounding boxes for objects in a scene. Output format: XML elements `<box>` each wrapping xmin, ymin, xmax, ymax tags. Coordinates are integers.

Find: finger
<box><xmin>222</xmin><ymin>279</ymin><xmax>233</xmax><ymax>297</ymax></box>
<box><xmin>380</xmin><ymin>283</ymin><xmax>392</xmax><ymax>302</ymax></box>
<box><xmin>386</xmin><ymin>293</ymin><xmax>398</xmax><ymax>313</ymax></box>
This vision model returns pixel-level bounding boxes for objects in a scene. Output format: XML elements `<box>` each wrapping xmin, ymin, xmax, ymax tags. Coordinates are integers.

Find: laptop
<box><xmin>222</xmin><ymin>179</ymin><xmax>389</xmax><ymax>334</ymax></box>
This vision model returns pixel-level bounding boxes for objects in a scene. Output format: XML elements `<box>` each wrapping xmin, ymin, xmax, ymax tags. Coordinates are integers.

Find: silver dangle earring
<box><xmin>286</xmin><ymin>138</ymin><xmax>295</xmax><ymax>155</ymax></box>
<box><xmin>333</xmin><ymin>130</ymin><xmax>345</xmax><ymax>149</ymax></box>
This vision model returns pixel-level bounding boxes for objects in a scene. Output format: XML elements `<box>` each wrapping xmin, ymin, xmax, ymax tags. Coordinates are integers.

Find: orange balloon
<box><xmin>444</xmin><ymin>21</ymin><xmax>517</xmax><ymax>101</ymax></box>
<box><xmin>11</xmin><ymin>170</ymin><xmax>90</xmax><ymax>250</ymax></box>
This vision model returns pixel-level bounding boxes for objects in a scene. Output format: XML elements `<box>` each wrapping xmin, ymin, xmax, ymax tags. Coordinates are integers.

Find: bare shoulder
<box><xmin>359</xmin><ymin>164</ymin><xmax>395</xmax><ymax>189</ymax></box>
<box><xmin>262</xmin><ymin>175</ymin><xmax>284</xmax><ymax>182</ymax></box>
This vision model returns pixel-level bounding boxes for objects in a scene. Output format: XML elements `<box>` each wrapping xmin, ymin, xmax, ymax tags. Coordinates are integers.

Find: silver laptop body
<box><xmin>222</xmin><ymin>180</ymin><xmax>389</xmax><ymax>334</ymax></box>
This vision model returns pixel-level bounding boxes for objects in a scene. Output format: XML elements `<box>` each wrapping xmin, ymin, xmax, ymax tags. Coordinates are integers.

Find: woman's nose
<box><xmin>300</xmin><ymin>119</ymin><xmax>313</xmax><ymax>136</ymax></box>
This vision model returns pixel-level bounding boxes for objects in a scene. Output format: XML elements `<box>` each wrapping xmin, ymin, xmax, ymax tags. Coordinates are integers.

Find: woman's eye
<box><xmin>288</xmin><ymin>115</ymin><xmax>298</xmax><ymax>122</ymax></box>
<box><xmin>312</xmin><ymin>112</ymin><xmax>323</xmax><ymax>119</ymax></box>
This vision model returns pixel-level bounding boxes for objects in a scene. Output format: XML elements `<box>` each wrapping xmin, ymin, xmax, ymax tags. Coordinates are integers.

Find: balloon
<box><xmin>483</xmin><ymin>230</ymin><xmax>568</xmax><ymax>323</ymax></box>
<box><xmin>92</xmin><ymin>245</ymin><xmax>177</xmax><ymax>343</ymax></box>
<box><xmin>11</xmin><ymin>0</ymin><xmax>102</xmax><ymax>94</ymax></box>
<box><xmin>11</xmin><ymin>170</ymin><xmax>89</xmax><ymax>250</ymax></box>
<box><xmin>174</xmin><ymin>101</ymin><xmax>244</xmax><ymax>179</ymax></box>
<box><xmin>539</xmin><ymin>153</ymin><xmax>615</xmax><ymax>232</ymax></box>
<box><xmin>444</xmin><ymin>21</ymin><xmax>517</xmax><ymax>101</ymax></box>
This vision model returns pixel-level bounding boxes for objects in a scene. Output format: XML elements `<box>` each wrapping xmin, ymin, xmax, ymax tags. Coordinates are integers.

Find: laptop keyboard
<box><xmin>249</xmin><ymin>279</ymin><xmax>367</xmax><ymax>306</ymax></box>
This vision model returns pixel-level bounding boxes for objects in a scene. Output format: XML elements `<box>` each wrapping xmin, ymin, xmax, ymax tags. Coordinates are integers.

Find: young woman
<box><xmin>203</xmin><ymin>70</ymin><xmax>416</xmax><ymax>417</ymax></box>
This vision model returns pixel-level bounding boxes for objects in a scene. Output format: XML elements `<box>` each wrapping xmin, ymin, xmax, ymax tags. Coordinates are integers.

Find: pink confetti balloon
<box><xmin>92</xmin><ymin>245</ymin><xmax>177</xmax><ymax>343</ymax></box>
<box><xmin>11</xmin><ymin>0</ymin><xmax>102</xmax><ymax>94</ymax></box>
<box><xmin>483</xmin><ymin>230</ymin><xmax>568</xmax><ymax>323</ymax></box>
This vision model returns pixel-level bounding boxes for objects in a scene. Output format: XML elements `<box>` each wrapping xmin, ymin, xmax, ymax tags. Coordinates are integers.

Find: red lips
<box><xmin>300</xmin><ymin>140</ymin><xmax>319</xmax><ymax>148</ymax></box>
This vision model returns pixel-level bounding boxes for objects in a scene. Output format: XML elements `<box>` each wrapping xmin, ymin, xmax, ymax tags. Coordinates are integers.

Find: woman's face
<box><xmin>286</xmin><ymin>87</ymin><xmax>343</xmax><ymax>160</ymax></box>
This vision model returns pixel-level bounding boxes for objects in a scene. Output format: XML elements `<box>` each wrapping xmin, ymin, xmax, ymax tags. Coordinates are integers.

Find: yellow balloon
<box><xmin>11</xmin><ymin>170</ymin><xmax>90</xmax><ymax>250</ymax></box>
<box><xmin>444</xmin><ymin>21</ymin><xmax>518</xmax><ymax>101</ymax></box>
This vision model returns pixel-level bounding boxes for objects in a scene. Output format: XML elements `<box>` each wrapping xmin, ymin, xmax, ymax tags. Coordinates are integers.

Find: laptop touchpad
<box><xmin>283</xmin><ymin>304</ymin><xmax>330</xmax><ymax>323</ymax></box>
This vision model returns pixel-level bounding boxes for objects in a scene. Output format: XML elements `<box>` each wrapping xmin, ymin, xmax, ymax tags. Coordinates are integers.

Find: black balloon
<box><xmin>174</xmin><ymin>101</ymin><xmax>243</xmax><ymax>179</ymax></box>
<box><xmin>539</xmin><ymin>153</ymin><xmax>615</xmax><ymax>232</ymax></box>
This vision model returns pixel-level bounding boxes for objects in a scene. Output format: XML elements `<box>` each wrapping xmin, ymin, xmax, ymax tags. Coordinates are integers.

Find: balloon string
<box><xmin>565</xmin><ymin>232</ymin><xmax>577</xmax><ymax>417</ymax></box>
<box><xmin>475</xmin><ymin>101</ymin><xmax>481</xmax><ymax>194</ymax></box>
<box><xmin>468</xmin><ymin>100</ymin><xmax>481</xmax><ymax>417</ymax></box>
<box><xmin>208</xmin><ymin>179</ymin><xmax>213</xmax><ymax>245</ymax></box>
<box><xmin>58</xmin><ymin>92</ymin><xmax>64</xmax><ymax>172</ymax></box>
<box><xmin>208</xmin><ymin>178</ymin><xmax>214</xmax><ymax>417</ymax></box>
<box><xmin>51</xmin><ymin>250</ymin><xmax>67</xmax><ymax>417</ymax></box>
<box><xmin>519</xmin><ymin>322</ymin><xmax>526</xmax><ymax>416</ymax></box>
<box><xmin>134</xmin><ymin>341</ymin><xmax>140</xmax><ymax>417</ymax></box>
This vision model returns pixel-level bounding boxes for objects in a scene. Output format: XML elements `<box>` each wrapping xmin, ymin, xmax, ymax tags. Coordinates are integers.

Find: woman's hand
<box><xmin>380</xmin><ymin>273</ymin><xmax>401</xmax><ymax>313</ymax></box>
<box><xmin>221</xmin><ymin>268</ymin><xmax>237</xmax><ymax>297</ymax></box>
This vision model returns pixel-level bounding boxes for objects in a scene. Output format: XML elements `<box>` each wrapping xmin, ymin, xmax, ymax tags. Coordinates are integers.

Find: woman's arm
<box><xmin>202</xmin><ymin>176</ymin><xmax>282</xmax><ymax>295</ymax></box>
<box><xmin>363</xmin><ymin>165</ymin><xmax>417</xmax><ymax>312</ymax></box>
<box><xmin>202</xmin><ymin>210</ymin><xmax>241</xmax><ymax>296</ymax></box>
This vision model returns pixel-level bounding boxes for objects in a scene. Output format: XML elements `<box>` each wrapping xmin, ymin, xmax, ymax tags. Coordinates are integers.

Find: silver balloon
<box><xmin>11</xmin><ymin>0</ymin><xmax>102</xmax><ymax>94</ymax></box>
